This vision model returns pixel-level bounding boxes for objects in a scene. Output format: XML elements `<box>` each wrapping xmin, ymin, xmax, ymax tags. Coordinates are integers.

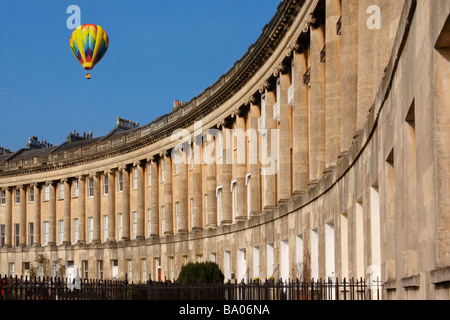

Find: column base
<box><xmin>323</xmin><ymin>165</ymin><xmax>336</xmax><ymax>174</ymax></box>
<box><xmin>338</xmin><ymin>151</ymin><xmax>349</xmax><ymax>159</ymax></box>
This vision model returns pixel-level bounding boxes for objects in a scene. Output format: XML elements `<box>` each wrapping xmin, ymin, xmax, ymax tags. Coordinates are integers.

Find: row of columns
<box><xmin>0</xmin><ymin>0</ymin><xmax>379</xmax><ymax>250</ymax></box>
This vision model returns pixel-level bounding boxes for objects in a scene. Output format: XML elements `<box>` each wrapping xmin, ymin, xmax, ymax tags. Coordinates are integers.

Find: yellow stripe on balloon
<box><xmin>92</xmin><ymin>25</ymin><xmax>104</xmax><ymax>63</ymax></box>
<box><xmin>74</xmin><ymin>26</ymin><xmax>86</xmax><ymax>64</ymax></box>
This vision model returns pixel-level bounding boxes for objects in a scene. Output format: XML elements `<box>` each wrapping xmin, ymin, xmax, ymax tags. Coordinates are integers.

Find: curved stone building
<box><xmin>0</xmin><ymin>0</ymin><xmax>449</xmax><ymax>300</ymax></box>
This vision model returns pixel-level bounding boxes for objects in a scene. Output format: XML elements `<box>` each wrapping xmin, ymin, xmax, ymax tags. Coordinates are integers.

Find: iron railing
<box><xmin>0</xmin><ymin>275</ymin><xmax>383</xmax><ymax>301</ymax></box>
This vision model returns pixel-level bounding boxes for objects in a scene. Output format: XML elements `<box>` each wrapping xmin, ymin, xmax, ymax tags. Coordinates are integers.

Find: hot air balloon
<box><xmin>70</xmin><ymin>24</ymin><xmax>109</xmax><ymax>79</ymax></box>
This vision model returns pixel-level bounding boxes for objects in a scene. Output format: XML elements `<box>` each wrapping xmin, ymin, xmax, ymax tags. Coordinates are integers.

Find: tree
<box><xmin>177</xmin><ymin>262</ymin><xmax>224</xmax><ymax>285</ymax></box>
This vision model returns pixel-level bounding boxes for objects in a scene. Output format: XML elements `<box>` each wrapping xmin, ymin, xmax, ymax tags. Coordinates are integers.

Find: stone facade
<box><xmin>0</xmin><ymin>0</ymin><xmax>449</xmax><ymax>300</ymax></box>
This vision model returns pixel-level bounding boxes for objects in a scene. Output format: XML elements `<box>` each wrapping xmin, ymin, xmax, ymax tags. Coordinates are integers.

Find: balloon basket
<box><xmin>85</xmin><ymin>73</ymin><xmax>91</xmax><ymax>80</ymax></box>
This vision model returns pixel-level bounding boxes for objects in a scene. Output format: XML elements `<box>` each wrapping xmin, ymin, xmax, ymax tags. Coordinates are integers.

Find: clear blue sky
<box><xmin>0</xmin><ymin>0</ymin><xmax>278</xmax><ymax>152</ymax></box>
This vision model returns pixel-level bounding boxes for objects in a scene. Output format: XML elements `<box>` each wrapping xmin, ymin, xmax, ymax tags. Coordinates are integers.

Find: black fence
<box><xmin>0</xmin><ymin>275</ymin><xmax>383</xmax><ymax>301</ymax></box>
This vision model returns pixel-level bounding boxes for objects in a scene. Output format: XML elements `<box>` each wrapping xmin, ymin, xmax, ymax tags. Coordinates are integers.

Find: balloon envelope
<box><xmin>70</xmin><ymin>24</ymin><xmax>109</xmax><ymax>71</ymax></box>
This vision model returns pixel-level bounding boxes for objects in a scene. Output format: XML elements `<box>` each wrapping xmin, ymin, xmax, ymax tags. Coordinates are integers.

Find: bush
<box><xmin>177</xmin><ymin>262</ymin><xmax>224</xmax><ymax>285</ymax></box>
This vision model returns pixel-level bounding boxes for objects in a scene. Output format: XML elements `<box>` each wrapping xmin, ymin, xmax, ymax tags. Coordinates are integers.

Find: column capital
<box><xmin>1</xmin><ymin>186</ymin><xmax>11</xmax><ymax>192</ymax></box>
<box><xmin>17</xmin><ymin>184</ymin><xmax>25</xmax><ymax>190</ymax></box>
<box><xmin>104</xmin><ymin>168</ymin><xmax>116</xmax><ymax>175</ymax></box>
<box><xmin>60</xmin><ymin>178</ymin><xmax>68</xmax><ymax>184</ymax></box>
<box><xmin>147</xmin><ymin>154</ymin><xmax>160</xmax><ymax>163</ymax></box>
<box><xmin>244</xmin><ymin>94</ymin><xmax>256</xmax><ymax>106</ymax></box>
<box><xmin>118</xmin><ymin>164</ymin><xmax>130</xmax><ymax>172</ymax></box>
<box><xmin>133</xmin><ymin>159</ymin><xmax>145</xmax><ymax>168</ymax></box>
<box><xmin>88</xmin><ymin>171</ymin><xmax>100</xmax><ymax>179</ymax></box>
<box><xmin>76</xmin><ymin>174</ymin><xmax>87</xmax><ymax>181</ymax></box>
<box><xmin>30</xmin><ymin>182</ymin><xmax>41</xmax><ymax>189</ymax></box>
<box><xmin>160</xmin><ymin>149</ymin><xmax>172</xmax><ymax>158</ymax></box>
<box><xmin>258</xmin><ymin>80</ymin><xmax>271</xmax><ymax>93</ymax></box>
<box><xmin>45</xmin><ymin>180</ymin><xmax>55</xmax><ymax>186</ymax></box>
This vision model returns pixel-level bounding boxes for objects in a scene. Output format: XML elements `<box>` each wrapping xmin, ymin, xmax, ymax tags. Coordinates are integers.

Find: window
<box><xmin>88</xmin><ymin>178</ymin><xmax>94</xmax><ymax>198</ymax></box>
<box><xmin>190</xmin><ymin>147</ymin><xmax>194</xmax><ymax>170</ymax></box>
<box><xmin>175</xmin><ymin>202</ymin><xmax>180</xmax><ymax>232</ymax></box>
<box><xmin>133</xmin><ymin>167</ymin><xmax>138</xmax><ymax>189</ymax></box>
<box><xmin>112</xmin><ymin>260</ymin><xmax>119</xmax><ymax>280</ymax></box>
<box><xmin>190</xmin><ymin>198</ymin><xmax>194</xmax><ymax>229</ymax></box>
<box><xmin>9</xmin><ymin>263</ymin><xmax>15</xmax><ymax>277</ymax></box>
<box><xmin>246</xmin><ymin>173</ymin><xmax>251</xmax><ymax>216</ymax></box>
<box><xmin>43</xmin><ymin>221</ymin><xmax>49</xmax><ymax>245</ymax></box>
<box><xmin>98</xmin><ymin>260</ymin><xmax>104</xmax><ymax>280</ymax></box>
<box><xmin>28</xmin><ymin>187</ymin><xmax>34</xmax><ymax>203</ymax></box>
<box><xmin>216</xmin><ymin>186</ymin><xmax>223</xmax><ymax>226</ymax></box>
<box><xmin>117</xmin><ymin>171</ymin><xmax>123</xmax><ymax>192</ymax></box>
<box><xmin>118</xmin><ymin>213</ymin><xmax>123</xmax><ymax>240</ymax></box>
<box><xmin>161</xmin><ymin>206</ymin><xmax>165</xmax><ymax>234</ymax></box>
<box><xmin>43</xmin><ymin>185</ymin><xmax>50</xmax><ymax>201</ymax></box>
<box><xmin>14</xmin><ymin>223</ymin><xmax>19</xmax><ymax>246</ymax></box>
<box><xmin>0</xmin><ymin>190</ymin><xmax>5</xmax><ymax>205</ymax></box>
<box><xmin>82</xmin><ymin>260</ymin><xmax>89</xmax><ymax>279</ymax></box>
<box><xmin>210</xmin><ymin>252</ymin><xmax>216</xmax><ymax>263</ymax></box>
<box><xmin>161</xmin><ymin>158</ymin><xmax>165</xmax><ymax>182</ymax></box>
<box><xmin>103</xmin><ymin>215</ymin><xmax>108</xmax><ymax>242</ymax></box>
<box><xmin>58</xmin><ymin>220</ymin><xmax>63</xmax><ymax>244</ymax></box>
<box><xmin>132</xmin><ymin>211</ymin><xmax>138</xmax><ymax>239</ymax></box>
<box><xmin>231</xmin><ymin>179</ymin><xmax>237</xmax><ymax>222</ymax></box>
<box><xmin>174</xmin><ymin>152</ymin><xmax>180</xmax><ymax>174</ymax></box>
<box><xmin>224</xmin><ymin>251</ymin><xmax>231</xmax><ymax>282</ymax></box>
<box><xmin>253</xmin><ymin>247</ymin><xmax>260</xmax><ymax>279</ymax></box>
<box><xmin>58</xmin><ymin>183</ymin><xmax>64</xmax><ymax>200</ymax></box>
<box><xmin>88</xmin><ymin>217</ymin><xmax>93</xmax><ymax>243</ymax></box>
<box><xmin>72</xmin><ymin>180</ymin><xmax>79</xmax><ymax>197</ymax></box>
<box><xmin>0</xmin><ymin>225</ymin><xmax>5</xmax><ymax>247</ymax></box>
<box><xmin>267</xmin><ymin>243</ymin><xmax>274</xmax><ymax>278</ymax></box>
<box><xmin>141</xmin><ymin>259</ymin><xmax>147</xmax><ymax>282</ymax></box>
<box><xmin>147</xmin><ymin>164</ymin><xmax>152</xmax><ymax>186</ymax></box>
<box><xmin>73</xmin><ymin>219</ymin><xmax>79</xmax><ymax>244</ymax></box>
<box><xmin>15</xmin><ymin>189</ymin><xmax>20</xmax><ymax>204</ymax></box>
<box><xmin>127</xmin><ymin>260</ymin><xmax>133</xmax><ymax>281</ymax></box>
<box><xmin>205</xmin><ymin>194</ymin><xmax>208</xmax><ymax>220</ymax></box>
<box><xmin>147</xmin><ymin>209</ymin><xmax>151</xmax><ymax>237</ymax></box>
<box><xmin>103</xmin><ymin>175</ymin><xmax>108</xmax><ymax>195</ymax></box>
<box><xmin>169</xmin><ymin>257</ymin><xmax>175</xmax><ymax>281</ymax></box>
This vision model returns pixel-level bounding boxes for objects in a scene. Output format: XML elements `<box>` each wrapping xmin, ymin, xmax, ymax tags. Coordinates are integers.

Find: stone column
<box><xmin>221</xmin><ymin>123</ymin><xmax>233</xmax><ymax>223</ymax></box>
<box><xmin>325</xmin><ymin>0</ymin><xmax>342</xmax><ymax>171</ymax></box>
<box><xmin>206</xmin><ymin>132</ymin><xmax>217</xmax><ymax>228</ymax></box>
<box><xmin>357</xmin><ymin>0</ymin><xmax>374</xmax><ymax>132</ymax></box>
<box><xmin>293</xmin><ymin>49</ymin><xmax>310</xmax><ymax>193</ymax></box>
<box><xmin>63</xmin><ymin>178</ymin><xmax>71</xmax><ymax>245</ymax></box>
<box><xmin>32</xmin><ymin>183</ymin><xmax>41</xmax><ymax>246</ymax></box>
<box><xmin>309</xmin><ymin>23</ymin><xmax>326</xmax><ymax>184</ymax></box>
<box><xmin>47</xmin><ymin>181</ymin><xmax>56</xmax><ymax>246</ymax></box>
<box><xmin>120</xmin><ymin>165</ymin><xmax>130</xmax><ymax>240</ymax></box>
<box><xmin>135</xmin><ymin>161</ymin><xmax>145</xmax><ymax>239</ymax></box>
<box><xmin>192</xmin><ymin>137</ymin><xmax>203</xmax><ymax>230</ymax></box>
<box><xmin>91</xmin><ymin>172</ymin><xmax>101</xmax><ymax>243</ymax></box>
<box><xmin>18</xmin><ymin>185</ymin><xmax>27</xmax><ymax>246</ymax></box>
<box><xmin>77</xmin><ymin>175</ymin><xmax>86</xmax><ymax>244</ymax></box>
<box><xmin>262</xmin><ymin>83</ymin><xmax>277</xmax><ymax>210</ymax></box>
<box><xmin>340</xmin><ymin>0</ymin><xmax>359</xmax><ymax>155</ymax></box>
<box><xmin>163</xmin><ymin>150</ymin><xmax>173</xmax><ymax>235</ymax></box>
<box><xmin>3</xmin><ymin>187</ymin><xmax>12</xmax><ymax>247</ymax></box>
<box><xmin>178</xmin><ymin>148</ymin><xmax>188</xmax><ymax>233</ymax></box>
<box><xmin>248</xmin><ymin>99</ymin><xmax>261</xmax><ymax>215</ymax></box>
<box><xmin>235</xmin><ymin>109</ymin><xmax>247</xmax><ymax>220</ymax></box>
<box><xmin>107</xmin><ymin>169</ymin><xmax>116</xmax><ymax>242</ymax></box>
<box><xmin>150</xmin><ymin>157</ymin><xmax>160</xmax><ymax>236</ymax></box>
<box><xmin>278</xmin><ymin>67</ymin><xmax>292</xmax><ymax>202</ymax></box>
